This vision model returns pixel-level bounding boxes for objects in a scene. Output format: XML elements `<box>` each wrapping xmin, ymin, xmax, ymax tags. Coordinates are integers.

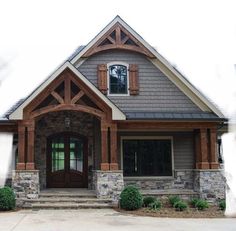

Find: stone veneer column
<box><xmin>194</xmin><ymin>169</ymin><xmax>225</xmax><ymax>203</ymax></box>
<box><xmin>93</xmin><ymin>170</ymin><xmax>124</xmax><ymax>202</ymax></box>
<box><xmin>12</xmin><ymin>170</ymin><xmax>39</xmax><ymax>206</ymax></box>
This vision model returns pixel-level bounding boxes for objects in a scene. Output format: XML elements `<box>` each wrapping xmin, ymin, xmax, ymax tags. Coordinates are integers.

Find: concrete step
<box><xmin>27</xmin><ymin>203</ymin><xmax>114</xmax><ymax>209</ymax></box>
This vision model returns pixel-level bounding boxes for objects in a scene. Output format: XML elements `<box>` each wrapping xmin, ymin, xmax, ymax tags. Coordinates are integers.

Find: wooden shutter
<box><xmin>97</xmin><ymin>64</ymin><xmax>107</xmax><ymax>94</ymax></box>
<box><xmin>129</xmin><ymin>64</ymin><xmax>139</xmax><ymax>95</ymax></box>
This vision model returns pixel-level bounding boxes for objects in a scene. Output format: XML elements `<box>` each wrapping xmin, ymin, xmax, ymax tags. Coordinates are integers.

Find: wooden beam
<box><xmin>116</xmin><ymin>26</ymin><xmax>121</xmax><ymax>44</ymax></box>
<box><xmin>71</xmin><ymin>90</ymin><xmax>84</xmax><ymax>104</ymax></box>
<box><xmin>0</xmin><ymin>124</ymin><xmax>17</xmax><ymax>132</ymax></box>
<box><xmin>26</xmin><ymin>120</ymin><xmax>35</xmax><ymax>170</ymax></box>
<box><xmin>51</xmin><ymin>91</ymin><xmax>64</xmax><ymax>104</ymax></box>
<box><xmin>101</xmin><ymin>120</ymin><xmax>109</xmax><ymax>171</ymax></box>
<box><xmin>16</xmin><ymin>122</ymin><xmax>26</xmax><ymax>170</ymax></box>
<box><xmin>121</xmin><ymin>36</ymin><xmax>129</xmax><ymax>44</ymax></box>
<box><xmin>109</xmin><ymin>123</ymin><xmax>118</xmax><ymax>170</ymax></box>
<box><xmin>107</xmin><ymin>36</ymin><xmax>116</xmax><ymax>44</ymax></box>
<box><xmin>196</xmin><ymin>128</ymin><xmax>210</xmax><ymax>169</ymax></box>
<box><xmin>209</xmin><ymin>128</ymin><xmax>219</xmax><ymax>169</ymax></box>
<box><xmin>30</xmin><ymin>104</ymin><xmax>105</xmax><ymax>119</ymax></box>
<box><xmin>64</xmin><ymin>77</ymin><xmax>71</xmax><ymax>104</ymax></box>
<box><xmin>82</xmin><ymin>22</ymin><xmax>155</xmax><ymax>58</ymax></box>
<box><xmin>23</xmin><ymin>74</ymin><xmax>65</xmax><ymax>119</ymax></box>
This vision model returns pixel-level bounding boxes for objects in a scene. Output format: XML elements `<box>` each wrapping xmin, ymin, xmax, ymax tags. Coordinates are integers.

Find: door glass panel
<box><xmin>51</xmin><ymin>137</ymin><xmax>65</xmax><ymax>172</ymax></box>
<box><xmin>70</xmin><ymin>137</ymin><xmax>83</xmax><ymax>172</ymax></box>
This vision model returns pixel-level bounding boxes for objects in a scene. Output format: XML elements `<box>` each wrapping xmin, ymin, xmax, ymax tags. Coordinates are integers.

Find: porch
<box><xmin>9</xmin><ymin>68</ymin><xmax>224</xmax><ymax>204</ymax></box>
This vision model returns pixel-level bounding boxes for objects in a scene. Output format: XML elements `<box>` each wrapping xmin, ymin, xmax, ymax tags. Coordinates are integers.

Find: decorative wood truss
<box><xmin>83</xmin><ymin>22</ymin><xmax>155</xmax><ymax>58</ymax></box>
<box><xmin>17</xmin><ymin>68</ymin><xmax>119</xmax><ymax>171</ymax></box>
<box><xmin>23</xmin><ymin>68</ymin><xmax>112</xmax><ymax>120</ymax></box>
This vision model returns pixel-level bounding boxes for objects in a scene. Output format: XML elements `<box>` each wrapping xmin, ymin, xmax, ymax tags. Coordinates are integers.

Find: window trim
<box><xmin>107</xmin><ymin>62</ymin><xmax>130</xmax><ymax>96</ymax></box>
<box><xmin>120</xmin><ymin>136</ymin><xmax>174</xmax><ymax>178</ymax></box>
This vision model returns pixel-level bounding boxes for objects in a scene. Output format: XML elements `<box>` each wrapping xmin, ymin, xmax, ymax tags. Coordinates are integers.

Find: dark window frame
<box><xmin>108</xmin><ymin>63</ymin><xmax>129</xmax><ymax>95</ymax></box>
<box><xmin>122</xmin><ymin>137</ymin><xmax>173</xmax><ymax>177</ymax></box>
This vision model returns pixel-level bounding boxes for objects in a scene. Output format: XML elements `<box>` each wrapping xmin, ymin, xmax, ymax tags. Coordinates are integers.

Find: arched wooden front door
<box><xmin>46</xmin><ymin>132</ymin><xmax>88</xmax><ymax>188</ymax></box>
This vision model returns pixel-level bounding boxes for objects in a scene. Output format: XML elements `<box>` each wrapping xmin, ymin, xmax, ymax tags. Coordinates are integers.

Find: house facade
<box><xmin>0</xmin><ymin>16</ymin><xmax>226</xmax><ymax>203</ymax></box>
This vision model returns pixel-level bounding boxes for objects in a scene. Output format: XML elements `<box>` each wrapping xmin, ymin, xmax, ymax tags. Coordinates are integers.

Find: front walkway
<box><xmin>0</xmin><ymin>209</ymin><xmax>235</xmax><ymax>231</ymax></box>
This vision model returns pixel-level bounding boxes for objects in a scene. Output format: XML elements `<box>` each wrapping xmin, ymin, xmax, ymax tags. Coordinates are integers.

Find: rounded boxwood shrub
<box><xmin>143</xmin><ymin>196</ymin><xmax>156</xmax><ymax>207</ymax></box>
<box><xmin>169</xmin><ymin>196</ymin><xmax>181</xmax><ymax>207</ymax></box>
<box><xmin>120</xmin><ymin>186</ymin><xmax>142</xmax><ymax>210</ymax></box>
<box><xmin>0</xmin><ymin>186</ymin><xmax>16</xmax><ymax>211</ymax></box>
<box><xmin>149</xmin><ymin>199</ymin><xmax>162</xmax><ymax>211</ymax></box>
<box><xmin>195</xmin><ymin>199</ymin><xmax>209</xmax><ymax>210</ymax></box>
<box><xmin>219</xmin><ymin>200</ymin><xmax>226</xmax><ymax>211</ymax></box>
<box><xmin>173</xmin><ymin>200</ymin><xmax>188</xmax><ymax>211</ymax></box>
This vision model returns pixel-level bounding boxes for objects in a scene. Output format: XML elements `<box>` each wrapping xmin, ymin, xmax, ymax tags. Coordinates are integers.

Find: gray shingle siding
<box><xmin>173</xmin><ymin>133</ymin><xmax>194</xmax><ymax>169</ymax></box>
<box><xmin>78</xmin><ymin>50</ymin><xmax>202</xmax><ymax>113</ymax></box>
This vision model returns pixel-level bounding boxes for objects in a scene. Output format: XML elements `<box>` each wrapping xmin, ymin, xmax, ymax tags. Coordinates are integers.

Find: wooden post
<box><xmin>194</xmin><ymin>129</ymin><xmax>200</xmax><ymax>169</ymax></box>
<box><xmin>109</xmin><ymin>123</ymin><xmax>118</xmax><ymax>170</ymax></box>
<box><xmin>17</xmin><ymin>122</ymin><xmax>26</xmax><ymax>170</ymax></box>
<box><xmin>196</xmin><ymin>128</ymin><xmax>210</xmax><ymax>169</ymax></box>
<box><xmin>209</xmin><ymin>128</ymin><xmax>219</xmax><ymax>169</ymax></box>
<box><xmin>100</xmin><ymin>120</ymin><xmax>109</xmax><ymax>171</ymax></box>
<box><xmin>26</xmin><ymin>120</ymin><xmax>35</xmax><ymax>170</ymax></box>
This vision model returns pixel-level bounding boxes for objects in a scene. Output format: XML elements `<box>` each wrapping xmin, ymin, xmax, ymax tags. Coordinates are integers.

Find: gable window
<box><xmin>108</xmin><ymin>64</ymin><xmax>128</xmax><ymax>95</ymax></box>
<box><xmin>122</xmin><ymin>137</ymin><xmax>173</xmax><ymax>177</ymax></box>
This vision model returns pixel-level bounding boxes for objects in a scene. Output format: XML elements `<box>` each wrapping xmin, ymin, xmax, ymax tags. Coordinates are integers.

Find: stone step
<box><xmin>23</xmin><ymin>198</ymin><xmax>112</xmax><ymax>204</ymax></box>
<box><xmin>39</xmin><ymin>193</ymin><xmax>97</xmax><ymax>198</ymax></box>
<box><xmin>25</xmin><ymin>203</ymin><xmax>113</xmax><ymax>209</ymax></box>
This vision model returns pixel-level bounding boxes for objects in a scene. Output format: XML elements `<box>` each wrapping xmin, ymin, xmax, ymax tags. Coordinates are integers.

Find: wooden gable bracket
<box><xmin>23</xmin><ymin>69</ymin><xmax>112</xmax><ymax>120</ymax></box>
<box><xmin>82</xmin><ymin>22</ymin><xmax>155</xmax><ymax>58</ymax></box>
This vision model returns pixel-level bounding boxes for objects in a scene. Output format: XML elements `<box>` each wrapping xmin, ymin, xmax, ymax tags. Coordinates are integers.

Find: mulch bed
<box><xmin>115</xmin><ymin>206</ymin><xmax>225</xmax><ymax>218</ymax></box>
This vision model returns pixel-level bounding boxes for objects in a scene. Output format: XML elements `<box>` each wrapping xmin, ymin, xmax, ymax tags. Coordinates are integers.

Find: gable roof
<box><xmin>8</xmin><ymin>62</ymin><xmax>126</xmax><ymax>120</ymax></box>
<box><xmin>7</xmin><ymin>16</ymin><xmax>225</xmax><ymax>121</ymax></box>
<box><xmin>71</xmin><ymin>15</ymin><xmax>225</xmax><ymax>118</ymax></box>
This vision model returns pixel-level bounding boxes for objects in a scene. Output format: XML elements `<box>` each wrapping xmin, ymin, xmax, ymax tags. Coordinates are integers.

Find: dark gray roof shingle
<box><xmin>125</xmin><ymin>111</ymin><xmax>225</xmax><ymax>121</ymax></box>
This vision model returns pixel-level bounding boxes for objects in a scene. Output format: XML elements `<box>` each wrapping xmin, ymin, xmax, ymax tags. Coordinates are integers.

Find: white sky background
<box><xmin>0</xmin><ymin>0</ymin><xmax>236</xmax><ymax>117</ymax></box>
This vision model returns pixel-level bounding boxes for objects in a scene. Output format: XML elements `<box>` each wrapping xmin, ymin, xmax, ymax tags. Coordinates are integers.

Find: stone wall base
<box><xmin>194</xmin><ymin>170</ymin><xmax>225</xmax><ymax>203</ymax></box>
<box><xmin>124</xmin><ymin>170</ymin><xmax>194</xmax><ymax>190</ymax></box>
<box><xmin>12</xmin><ymin>170</ymin><xmax>40</xmax><ymax>207</ymax></box>
<box><xmin>93</xmin><ymin>170</ymin><xmax>124</xmax><ymax>202</ymax></box>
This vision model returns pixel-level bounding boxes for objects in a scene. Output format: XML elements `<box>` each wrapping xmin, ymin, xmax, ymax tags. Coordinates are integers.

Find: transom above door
<box><xmin>47</xmin><ymin>132</ymin><xmax>88</xmax><ymax>188</ymax></box>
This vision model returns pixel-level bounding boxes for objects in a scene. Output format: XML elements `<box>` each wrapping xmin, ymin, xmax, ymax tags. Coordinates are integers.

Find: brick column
<box><xmin>100</xmin><ymin>120</ymin><xmax>109</xmax><ymax>171</ymax></box>
<box><xmin>17</xmin><ymin>122</ymin><xmax>26</xmax><ymax>170</ymax></box>
<box><xmin>110</xmin><ymin>123</ymin><xmax>118</xmax><ymax>170</ymax></box>
<box><xmin>196</xmin><ymin>128</ymin><xmax>210</xmax><ymax>169</ymax></box>
<box><xmin>209</xmin><ymin>128</ymin><xmax>219</xmax><ymax>169</ymax></box>
<box><xmin>26</xmin><ymin>120</ymin><xmax>35</xmax><ymax>170</ymax></box>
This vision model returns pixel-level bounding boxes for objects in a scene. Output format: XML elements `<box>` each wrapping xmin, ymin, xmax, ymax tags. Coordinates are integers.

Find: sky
<box><xmin>0</xmin><ymin>0</ymin><xmax>236</xmax><ymax>117</ymax></box>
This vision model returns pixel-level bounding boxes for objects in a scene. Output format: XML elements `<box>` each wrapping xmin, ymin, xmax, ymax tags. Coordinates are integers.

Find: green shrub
<box><xmin>120</xmin><ymin>186</ymin><xmax>143</xmax><ymax>210</ymax></box>
<box><xmin>191</xmin><ymin>198</ymin><xmax>199</xmax><ymax>207</ymax></box>
<box><xmin>143</xmin><ymin>196</ymin><xmax>156</xmax><ymax>207</ymax></box>
<box><xmin>219</xmin><ymin>200</ymin><xmax>226</xmax><ymax>211</ymax></box>
<box><xmin>0</xmin><ymin>186</ymin><xmax>16</xmax><ymax>211</ymax></box>
<box><xmin>148</xmin><ymin>199</ymin><xmax>162</xmax><ymax>211</ymax></box>
<box><xmin>169</xmin><ymin>196</ymin><xmax>181</xmax><ymax>207</ymax></box>
<box><xmin>195</xmin><ymin>199</ymin><xmax>209</xmax><ymax>210</ymax></box>
<box><xmin>173</xmin><ymin>200</ymin><xmax>188</xmax><ymax>211</ymax></box>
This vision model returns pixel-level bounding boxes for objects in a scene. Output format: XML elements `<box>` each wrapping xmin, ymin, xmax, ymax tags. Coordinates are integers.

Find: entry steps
<box><xmin>22</xmin><ymin>189</ymin><xmax>114</xmax><ymax>209</ymax></box>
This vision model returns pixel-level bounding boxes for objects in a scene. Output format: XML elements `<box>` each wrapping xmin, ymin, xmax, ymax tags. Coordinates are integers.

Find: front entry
<box><xmin>46</xmin><ymin>132</ymin><xmax>88</xmax><ymax>188</ymax></box>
